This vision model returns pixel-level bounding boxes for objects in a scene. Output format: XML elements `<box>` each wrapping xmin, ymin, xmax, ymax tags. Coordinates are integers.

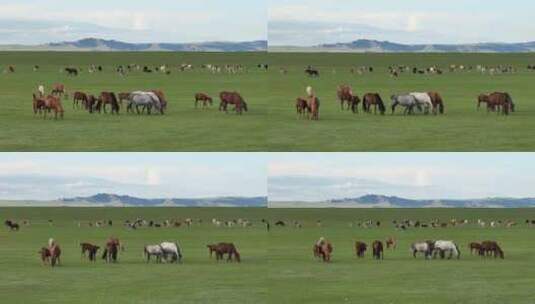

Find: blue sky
<box><xmin>268</xmin><ymin>153</ymin><xmax>535</xmax><ymax>202</ymax></box>
<box><xmin>269</xmin><ymin>0</ymin><xmax>535</xmax><ymax>45</ymax></box>
<box><xmin>0</xmin><ymin>0</ymin><xmax>267</xmax><ymax>44</ymax></box>
<box><xmin>0</xmin><ymin>153</ymin><xmax>267</xmax><ymax>200</ymax></box>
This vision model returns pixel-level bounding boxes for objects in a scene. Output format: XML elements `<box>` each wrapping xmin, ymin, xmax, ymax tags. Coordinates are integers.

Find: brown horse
<box><xmin>385</xmin><ymin>237</ymin><xmax>397</xmax><ymax>250</ymax></box>
<box><xmin>32</xmin><ymin>94</ymin><xmax>47</xmax><ymax>115</ymax></box>
<box><xmin>43</xmin><ymin>95</ymin><xmax>64</xmax><ymax>120</ymax></box>
<box><xmin>489</xmin><ymin>92</ymin><xmax>514</xmax><ymax>115</ymax></box>
<box><xmin>337</xmin><ymin>85</ymin><xmax>360</xmax><ymax>112</ymax></box>
<box><xmin>86</xmin><ymin>95</ymin><xmax>97</xmax><ymax>112</ymax></box>
<box><xmin>313</xmin><ymin>240</ymin><xmax>333</xmax><ymax>262</ymax></box>
<box><xmin>151</xmin><ymin>90</ymin><xmax>168</xmax><ymax>113</ymax></box>
<box><xmin>195</xmin><ymin>93</ymin><xmax>213</xmax><ymax>109</ymax></box>
<box><xmin>355</xmin><ymin>241</ymin><xmax>367</xmax><ymax>258</ymax></box>
<box><xmin>98</xmin><ymin>92</ymin><xmax>120</xmax><ymax>114</ymax></box>
<box><xmin>207</xmin><ymin>244</ymin><xmax>218</xmax><ymax>258</ymax></box>
<box><xmin>73</xmin><ymin>91</ymin><xmax>88</xmax><ymax>109</ymax></box>
<box><xmin>211</xmin><ymin>242</ymin><xmax>241</xmax><ymax>262</ymax></box>
<box><xmin>102</xmin><ymin>237</ymin><xmax>121</xmax><ymax>263</ymax></box>
<box><xmin>80</xmin><ymin>243</ymin><xmax>100</xmax><ymax>262</ymax></box>
<box><xmin>477</xmin><ymin>94</ymin><xmax>490</xmax><ymax>111</ymax></box>
<box><xmin>480</xmin><ymin>241</ymin><xmax>504</xmax><ymax>259</ymax></box>
<box><xmin>38</xmin><ymin>247</ymin><xmax>51</xmax><ymax>265</ymax></box>
<box><xmin>427</xmin><ymin>92</ymin><xmax>445</xmax><ymax>114</ymax></box>
<box><xmin>372</xmin><ymin>240</ymin><xmax>384</xmax><ymax>260</ymax></box>
<box><xmin>362</xmin><ymin>93</ymin><xmax>385</xmax><ymax>115</ymax></box>
<box><xmin>469</xmin><ymin>242</ymin><xmax>482</xmax><ymax>255</ymax></box>
<box><xmin>308</xmin><ymin>97</ymin><xmax>320</xmax><ymax>120</ymax></box>
<box><xmin>5</xmin><ymin>220</ymin><xmax>19</xmax><ymax>231</ymax></box>
<box><xmin>296</xmin><ymin>97</ymin><xmax>309</xmax><ymax>119</ymax></box>
<box><xmin>219</xmin><ymin>91</ymin><xmax>248</xmax><ymax>115</ymax></box>
<box><xmin>118</xmin><ymin>92</ymin><xmax>130</xmax><ymax>106</ymax></box>
<box><xmin>49</xmin><ymin>244</ymin><xmax>61</xmax><ymax>267</ymax></box>
<box><xmin>51</xmin><ymin>83</ymin><xmax>66</xmax><ymax>98</ymax></box>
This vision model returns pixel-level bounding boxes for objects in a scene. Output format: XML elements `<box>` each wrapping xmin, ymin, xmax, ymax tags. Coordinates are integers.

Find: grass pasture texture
<box><xmin>267</xmin><ymin>53</ymin><xmax>535</xmax><ymax>151</ymax></box>
<box><xmin>0</xmin><ymin>52</ymin><xmax>267</xmax><ymax>151</ymax></box>
<box><xmin>1</xmin><ymin>207</ymin><xmax>535</xmax><ymax>303</ymax></box>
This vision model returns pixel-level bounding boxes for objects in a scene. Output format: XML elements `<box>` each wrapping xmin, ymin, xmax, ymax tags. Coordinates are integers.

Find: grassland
<box><xmin>2</xmin><ymin>207</ymin><xmax>535</xmax><ymax>303</ymax></box>
<box><xmin>0</xmin><ymin>52</ymin><xmax>267</xmax><ymax>151</ymax></box>
<box><xmin>267</xmin><ymin>52</ymin><xmax>535</xmax><ymax>151</ymax></box>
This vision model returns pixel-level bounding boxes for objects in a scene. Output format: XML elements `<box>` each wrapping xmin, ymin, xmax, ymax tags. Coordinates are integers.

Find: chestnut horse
<box><xmin>469</xmin><ymin>242</ymin><xmax>482</xmax><ymax>255</ymax></box>
<box><xmin>118</xmin><ymin>92</ymin><xmax>130</xmax><ymax>106</ymax></box>
<box><xmin>102</xmin><ymin>237</ymin><xmax>121</xmax><ymax>263</ymax></box>
<box><xmin>362</xmin><ymin>93</ymin><xmax>386</xmax><ymax>115</ymax></box>
<box><xmin>98</xmin><ymin>92</ymin><xmax>120</xmax><ymax>114</ymax></box>
<box><xmin>478</xmin><ymin>93</ymin><xmax>514</xmax><ymax>114</ymax></box>
<box><xmin>308</xmin><ymin>97</ymin><xmax>320</xmax><ymax>120</ymax></box>
<box><xmin>385</xmin><ymin>237</ymin><xmax>397</xmax><ymax>249</ymax></box>
<box><xmin>296</xmin><ymin>97</ymin><xmax>309</xmax><ymax>119</ymax></box>
<box><xmin>80</xmin><ymin>242</ymin><xmax>100</xmax><ymax>262</ymax></box>
<box><xmin>38</xmin><ymin>247</ymin><xmax>51</xmax><ymax>265</ymax></box>
<box><xmin>337</xmin><ymin>85</ymin><xmax>360</xmax><ymax>112</ymax></box>
<box><xmin>73</xmin><ymin>91</ymin><xmax>88</xmax><ymax>109</ymax></box>
<box><xmin>355</xmin><ymin>241</ymin><xmax>367</xmax><ymax>258</ymax></box>
<box><xmin>480</xmin><ymin>241</ymin><xmax>504</xmax><ymax>259</ymax></box>
<box><xmin>372</xmin><ymin>240</ymin><xmax>384</xmax><ymax>260</ymax></box>
<box><xmin>43</xmin><ymin>95</ymin><xmax>64</xmax><ymax>120</ymax></box>
<box><xmin>211</xmin><ymin>242</ymin><xmax>241</xmax><ymax>262</ymax></box>
<box><xmin>219</xmin><ymin>91</ymin><xmax>248</xmax><ymax>115</ymax></box>
<box><xmin>313</xmin><ymin>240</ymin><xmax>333</xmax><ymax>262</ymax></box>
<box><xmin>195</xmin><ymin>93</ymin><xmax>213</xmax><ymax>109</ymax></box>
<box><xmin>427</xmin><ymin>92</ymin><xmax>445</xmax><ymax>114</ymax></box>
<box><xmin>51</xmin><ymin>83</ymin><xmax>66</xmax><ymax>98</ymax></box>
<box><xmin>32</xmin><ymin>94</ymin><xmax>46</xmax><ymax>115</ymax></box>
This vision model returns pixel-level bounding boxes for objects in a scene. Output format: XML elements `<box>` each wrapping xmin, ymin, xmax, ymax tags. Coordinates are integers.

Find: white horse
<box><xmin>410</xmin><ymin>92</ymin><xmax>433</xmax><ymax>114</ymax></box>
<box><xmin>433</xmin><ymin>240</ymin><xmax>460</xmax><ymax>259</ymax></box>
<box><xmin>144</xmin><ymin>244</ymin><xmax>164</xmax><ymax>263</ymax></box>
<box><xmin>127</xmin><ymin>91</ymin><xmax>163</xmax><ymax>115</ymax></box>
<box><xmin>391</xmin><ymin>94</ymin><xmax>418</xmax><ymax>115</ymax></box>
<box><xmin>160</xmin><ymin>241</ymin><xmax>183</xmax><ymax>263</ymax></box>
<box><xmin>410</xmin><ymin>241</ymin><xmax>433</xmax><ymax>259</ymax></box>
<box><xmin>38</xmin><ymin>85</ymin><xmax>45</xmax><ymax>97</ymax></box>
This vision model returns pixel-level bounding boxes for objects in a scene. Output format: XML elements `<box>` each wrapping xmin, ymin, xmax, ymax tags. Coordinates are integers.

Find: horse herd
<box><xmin>38</xmin><ymin>237</ymin><xmax>241</xmax><ymax>268</ymax></box>
<box><xmin>314</xmin><ymin>237</ymin><xmax>505</xmax><ymax>263</ymax></box>
<box><xmin>295</xmin><ymin>84</ymin><xmax>515</xmax><ymax>120</ymax></box>
<box><xmin>32</xmin><ymin>83</ymin><xmax>249</xmax><ymax>119</ymax></box>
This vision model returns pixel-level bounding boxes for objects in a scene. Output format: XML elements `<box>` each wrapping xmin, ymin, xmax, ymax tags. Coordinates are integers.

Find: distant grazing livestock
<box><xmin>195</xmin><ymin>93</ymin><xmax>213</xmax><ymax>109</ymax></box>
<box><xmin>355</xmin><ymin>241</ymin><xmax>367</xmax><ymax>258</ymax></box>
<box><xmin>211</xmin><ymin>242</ymin><xmax>241</xmax><ymax>262</ymax></box>
<box><xmin>305</xmin><ymin>67</ymin><xmax>320</xmax><ymax>77</ymax></box>
<box><xmin>4</xmin><ymin>220</ymin><xmax>19</xmax><ymax>231</ymax></box>
<box><xmin>336</xmin><ymin>85</ymin><xmax>360</xmax><ymax>112</ymax></box>
<box><xmin>64</xmin><ymin>67</ymin><xmax>78</xmax><ymax>76</ymax></box>
<box><xmin>372</xmin><ymin>240</ymin><xmax>384</xmax><ymax>260</ymax></box>
<box><xmin>479</xmin><ymin>241</ymin><xmax>504</xmax><ymax>259</ymax></box>
<box><xmin>219</xmin><ymin>91</ymin><xmax>248</xmax><ymax>115</ymax></box>
<box><xmin>80</xmin><ymin>243</ymin><xmax>100</xmax><ymax>262</ymax></box>
<box><xmin>362</xmin><ymin>93</ymin><xmax>385</xmax><ymax>115</ymax></box>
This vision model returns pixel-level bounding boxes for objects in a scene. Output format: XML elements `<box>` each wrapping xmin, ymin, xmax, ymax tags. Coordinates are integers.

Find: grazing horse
<box><xmin>160</xmin><ymin>241</ymin><xmax>182</xmax><ymax>263</ymax></box>
<box><xmin>144</xmin><ymin>245</ymin><xmax>165</xmax><ymax>263</ymax></box>
<box><xmin>410</xmin><ymin>92</ymin><xmax>433</xmax><ymax>114</ymax></box>
<box><xmin>51</xmin><ymin>83</ymin><xmax>66</xmax><ymax>97</ymax></box>
<box><xmin>427</xmin><ymin>92</ymin><xmax>445</xmax><ymax>114</ymax></box>
<box><xmin>195</xmin><ymin>93</ymin><xmax>213</xmax><ymax>109</ymax></box>
<box><xmin>362</xmin><ymin>93</ymin><xmax>386</xmax><ymax>115</ymax></box>
<box><xmin>127</xmin><ymin>91</ymin><xmax>162</xmax><ymax>115</ymax></box>
<box><xmin>80</xmin><ymin>243</ymin><xmax>100</xmax><ymax>262</ymax></box>
<box><xmin>337</xmin><ymin>85</ymin><xmax>360</xmax><ymax>111</ymax></box>
<box><xmin>48</xmin><ymin>241</ymin><xmax>61</xmax><ymax>267</ymax></box>
<box><xmin>98</xmin><ymin>92</ymin><xmax>120</xmax><ymax>114</ymax></box>
<box><xmin>385</xmin><ymin>237</ymin><xmax>397</xmax><ymax>250</ymax></box>
<box><xmin>354</xmin><ymin>241</ymin><xmax>367</xmax><ymax>258</ymax></box>
<box><xmin>211</xmin><ymin>242</ymin><xmax>241</xmax><ymax>262</ymax></box>
<box><xmin>488</xmin><ymin>92</ymin><xmax>514</xmax><ymax>115</ymax></box>
<box><xmin>43</xmin><ymin>95</ymin><xmax>64</xmax><ymax>120</ymax></box>
<box><xmin>295</xmin><ymin>97</ymin><xmax>310</xmax><ymax>119</ymax></box>
<box><xmin>4</xmin><ymin>220</ymin><xmax>19</xmax><ymax>231</ymax></box>
<box><xmin>479</xmin><ymin>241</ymin><xmax>504</xmax><ymax>259</ymax></box>
<box><xmin>32</xmin><ymin>94</ymin><xmax>47</xmax><ymax>115</ymax></box>
<box><xmin>64</xmin><ymin>67</ymin><xmax>78</xmax><ymax>76</ymax></box>
<box><xmin>150</xmin><ymin>90</ymin><xmax>167</xmax><ymax>112</ymax></box>
<box><xmin>86</xmin><ymin>95</ymin><xmax>98</xmax><ymax>112</ymax></box>
<box><xmin>469</xmin><ymin>242</ymin><xmax>482</xmax><ymax>255</ymax></box>
<box><xmin>219</xmin><ymin>91</ymin><xmax>248</xmax><ymax>115</ymax></box>
<box><xmin>391</xmin><ymin>94</ymin><xmax>418</xmax><ymax>115</ymax></box>
<box><xmin>433</xmin><ymin>240</ymin><xmax>460</xmax><ymax>259</ymax></box>
<box><xmin>308</xmin><ymin>97</ymin><xmax>320</xmax><ymax>120</ymax></box>
<box><xmin>305</xmin><ymin>67</ymin><xmax>320</xmax><ymax>77</ymax></box>
<box><xmin>73</xmin><ymin>91</ymin><xmax>88</xmax><ymax>109</ymax></box>
<box><xmin>313</xmin><ymin>239</ymin><xmax>333</xmax><ymax>262</ymax></box>
<box><xmin>372</xmin><ymin>240</ymin><xmax>384</xmax><ymax>260</ymax></box>
<box><xmin>38</xmin><ymin>247</ymin><xmax>51</xmax><ymax>265</ymax></box>
<box><xmin>102</xmin><ymin>237</ymin><xmax>121</xmax><ymax>263</ymax></box>
<box><xmin>411</xmin><ymin>241</ymin><xmax>434</xmax><ymax>259</ymax></box>
<box><xmin>118</xmin><ymin>92</ymin><xmax>130</xmax><ymax>105</ymax></box>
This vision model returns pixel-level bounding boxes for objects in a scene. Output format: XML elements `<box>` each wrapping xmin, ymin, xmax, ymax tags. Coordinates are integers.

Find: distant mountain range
<box><xmin>270</xmin><ymin>39</ymin><xmax>535</xmax><ymax>53</ymax></box>
<box><xmin>0</xmin><ymin>193</ymin><xmax>267</xmax><ymax>207</ymax></box>
<box><xmin>0</xmin><ymin>38</ymin><xmax>267</xmax><ymax>52</ymax></box>
<box><xmin>270</xmin><ymin>194</ymin><xmax>535</xmax><ymax>208</ymax></box>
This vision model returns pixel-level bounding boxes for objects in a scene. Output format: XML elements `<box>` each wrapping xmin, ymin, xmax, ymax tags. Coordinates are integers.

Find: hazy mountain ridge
<box><xmin>271</xmin><ymin>39</ymin><xmax>535</xmax><ymax>53</ymax></box>
<box><xmin>0</xmin><ymin>193</ymin><xmax>267</xmax><ymax>207</ymax></box>
<box><xmin>0</xmin><ymin>38</ymin><xmax>267</xmax><ymax>52</ymax></box>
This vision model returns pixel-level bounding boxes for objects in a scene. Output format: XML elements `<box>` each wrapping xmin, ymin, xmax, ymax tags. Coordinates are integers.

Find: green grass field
<box><xmin>3</xmin><ymin>52</ymin><xmax>535</xmax><ymax>151</ymax></box>
<box><xmin>267</xmin><ymin>53</ymin><xmax>535</xmax><ymax>151</ymax></box>
<box><xmin>2</xmin><ymin>207</ymin><xmax>535</xmax><ymax>303</ymax></box>
<box><xmin>0</xmin><ymin>52</ymin><xmax>267</xmax><ymax>151</ymax></box>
